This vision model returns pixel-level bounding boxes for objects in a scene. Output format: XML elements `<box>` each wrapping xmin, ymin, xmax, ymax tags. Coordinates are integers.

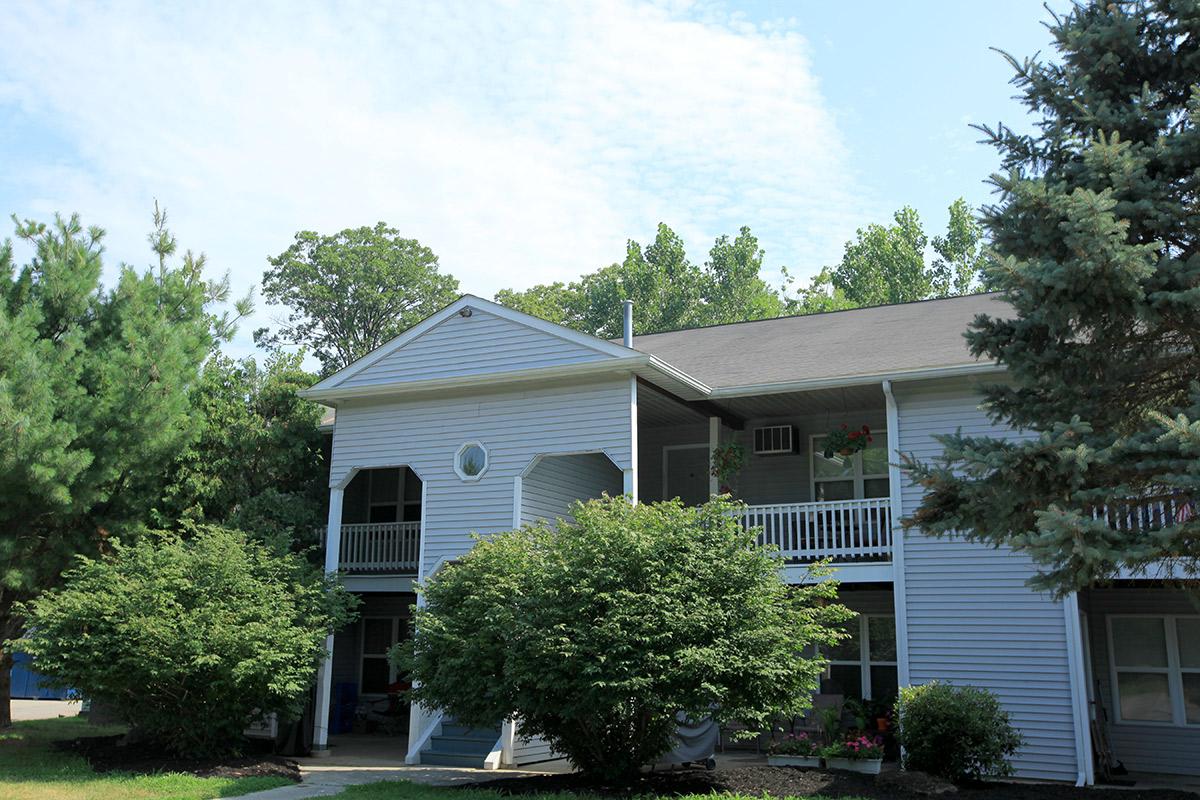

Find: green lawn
<box><xmin>340</xmin><ymin>779</ymin><xmax>860</xmax><ymax>800</ymax></box>
<box><xmin>0</xmin><ymin>716</ymin><xmax>292</xmax><ymax>800</ymax></box>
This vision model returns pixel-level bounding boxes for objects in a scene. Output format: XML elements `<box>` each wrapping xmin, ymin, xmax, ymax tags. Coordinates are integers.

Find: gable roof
<box><xmin>626</xmin><ymin>292</ymin><xmax>1006</xmax><ymax>395</ymax></box>
<box><xmin>301</xmin><ymin>294</ymin><xmax>649</xmax><ymax>402</ymax></box>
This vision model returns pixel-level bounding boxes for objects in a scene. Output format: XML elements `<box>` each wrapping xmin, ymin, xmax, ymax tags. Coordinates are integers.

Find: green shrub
<box><xmin>14</xmin><ymin>526</ymin><xmax>357</xmax><ymax>757</ymax></box>
<box><xmin>896</xmin><ymin>681</ymin><xmax>1022</xmax><ymax>782</ymax></box>
<box><xmin>401</xmin><ymin>495</ymin><xmax>853</xmax><ymax>781</ymax></box>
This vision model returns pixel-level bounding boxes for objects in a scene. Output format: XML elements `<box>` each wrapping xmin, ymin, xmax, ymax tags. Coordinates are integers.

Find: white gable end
<box><xmin>336</xmin><ymin>307</ymin><xmax>615</xmax><ymax>390</ymax></box>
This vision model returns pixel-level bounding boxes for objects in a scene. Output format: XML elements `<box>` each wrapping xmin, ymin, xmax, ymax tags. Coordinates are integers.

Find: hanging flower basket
<box><xmin>822</xmin><ymin>424</ymin><xmax>873</xmax><ymax>459</ymax></box>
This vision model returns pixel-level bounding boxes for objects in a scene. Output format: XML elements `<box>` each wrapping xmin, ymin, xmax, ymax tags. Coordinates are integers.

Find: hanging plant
<box><xmin>709</xmin><ymin>442</ymin><xmax>745</xmax><ymax>495</ymax></box>
<box><xmin>822</xmin><ymin>424</ymin><xmax>873</xmax><ymax>459</ymax></box>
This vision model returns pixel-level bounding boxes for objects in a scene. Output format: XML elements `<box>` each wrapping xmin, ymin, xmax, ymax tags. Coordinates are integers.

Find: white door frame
<box><xmin>662</xmin><ymin>443</ymin><xmax>709</xmax><ymax>502</ymax></box>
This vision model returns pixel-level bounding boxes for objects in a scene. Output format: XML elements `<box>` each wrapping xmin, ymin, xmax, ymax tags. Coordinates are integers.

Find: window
<box><xmin>455</xmin><ymin>442</ymin><xmax>488</xmax><ymax>481</ymax></box>
<box><xmin>811</xmin><ymin>431</ymin><xmax>889</xmax><ymax>502</ymax></box>
<box><xmin>343</xmin><ymin>468</ymin><xmax>422</xmax><ymax>524</ymax></box>
<box><xmin>824</xmin><ymin>614</ymin><xmax>898</xmax><ymax>702</ymax></box>
<box><xmin>1109</xmin><ymin>615</ymin><xmax>1200</xmax><ymax>726</ymax></box>
<box><xmin>360</xmin><ymin>617</ymin><xmax>410</xmax><ymax>695</ymax></box>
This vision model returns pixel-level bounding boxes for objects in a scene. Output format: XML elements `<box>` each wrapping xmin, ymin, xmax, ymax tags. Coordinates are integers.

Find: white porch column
<box><xmin>312</xmin><ymin>486</ymin><xmax>344</xmax><ymax>753</ymax></box>
<box><xmin>624</xmin><ymin>376</ymin><xmax>639</xmax><ymax>503</ymax></box>
<box><xmin>708</xmin><ymin>416</ymin><xmax>720</xmax><ymax>496</ymax></box>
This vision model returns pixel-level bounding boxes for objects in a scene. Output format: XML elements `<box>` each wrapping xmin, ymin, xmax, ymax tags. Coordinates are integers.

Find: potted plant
<box><xmin>767</xmin><ymin>731</ymin><xmax>822</xmax><ymax>768</ymax></box>
<box><xmin>821</xmin><ymin>734</ymin><xmax>885</xmax><ymax>774</ymax></box>
<box><xmin>710</xmin><ymin>441</ymin><xmax>745</xmax><ymax>495</ymax></box>
<box><xmin>822</xmin><ymin>424</ymin><xmax>873</xmax><ymax>458</ymax></box>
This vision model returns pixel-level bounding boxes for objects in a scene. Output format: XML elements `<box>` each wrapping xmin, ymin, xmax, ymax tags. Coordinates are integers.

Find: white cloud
<box><xmin>0</xmin><ymin>0</ymin><xmax>865</xmax><ymax>358</ymax></box>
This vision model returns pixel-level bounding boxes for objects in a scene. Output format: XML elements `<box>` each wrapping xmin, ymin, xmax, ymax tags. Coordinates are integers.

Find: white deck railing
<box><xmin>338</xmin><ymin>522</ymin><xmax>421</xmax><ymax>574</ymax></box>
<box><xmin>737</xmin><ymin>497</ymin><xmax>893</xmax><ymax>562</ymax></box>
<box><xmin>1091</xmin><ymin>493</ymin><xmax>1194</xmax><ymax>533</ymax></box>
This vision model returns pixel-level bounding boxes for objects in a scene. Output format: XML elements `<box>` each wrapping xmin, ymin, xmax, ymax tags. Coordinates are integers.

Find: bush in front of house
<box><xmin>896</xmin><ymin>681</ymin><xmax>1023</xmax><ymax>783</ymax></box>
<box><xmin>14</xmin><ymin>526</ymin><xmax>357</xmax><ymax>757</ymax></box>
<box><xmin>401</xmin><ymin>495</ymin><xmax>854</xmax><ymax>782</ymax></box>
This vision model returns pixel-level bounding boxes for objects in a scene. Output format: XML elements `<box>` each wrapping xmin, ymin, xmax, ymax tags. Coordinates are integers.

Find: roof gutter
<box><xmin>706</xmin><ymin>361</ymin><xmax>1003</xmax><ymax>399</ymax></box>
<box><xmin>299</xmin><ymin>354</ymin><xmax>654</xmax><ymax>404</ymax></box>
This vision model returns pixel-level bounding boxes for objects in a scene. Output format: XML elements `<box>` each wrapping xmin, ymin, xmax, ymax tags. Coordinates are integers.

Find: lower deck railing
<box><xmin>338</xmin><ymin>522</ymin><xmax>421</xmax><ymax>574</ymax></box>
<box><xmin>737</xmin><ymin>497</ymin><xmax>893</xmax><ymax>562</ymax></box>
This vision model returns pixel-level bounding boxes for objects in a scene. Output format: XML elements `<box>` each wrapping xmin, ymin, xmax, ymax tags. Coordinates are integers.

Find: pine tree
<box><xmin>0</xmin><ymin>209</ymin><xmax>240</xmax><ymax>725</ymax></box>
<box><xmin>905</xmin><ymin>0</ymin><xmax>1200</xmax><ymax>594</ymax></box>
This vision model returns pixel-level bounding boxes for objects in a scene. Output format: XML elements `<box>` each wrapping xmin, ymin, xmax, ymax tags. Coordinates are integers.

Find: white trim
<box><xmin>454</xmin><ymin>441</ymin><xmax>489</xmax><ymax>482</ymax></box>
<box><xmin>706</xmin><ymin>362</ymin><xmax>1002</xmax><ymax>400</ymax></box>
<box><xmin>305</xmin><ymin>294</ymin><xmax>638</xmax><ymax>394</ymax></box>
<box><xmin>1063</xmin><ymin>593</ymin><xmax>1095</xmax><ymax>786</ymax></box>
<box><xmin>882</xmin><ymin>379</ymin><xmax>910</xmax><ymax>689</ymax></box>
<box><xmin>627</xmin><ymin>376</ymin><xmax>638</xmax><ymax>503</ymax></box>
<box><xmin>512</xmin><ymin>476</ymin><xmax>522</xmax><ymax>529</ymax></box>
<box><xmin>1106</xmin><ymin>613</ymin><xmax>1200</xmax><ymax>728</ymax></box>
<box><xmin>662</xmin><ymin>443</ymin><xmax>709</xmax><ymax>503</ymax></box>
<box><xmin>708</xmin><ymin>417</ymin><xmax>720</xmax><ymax>496</ymax></box>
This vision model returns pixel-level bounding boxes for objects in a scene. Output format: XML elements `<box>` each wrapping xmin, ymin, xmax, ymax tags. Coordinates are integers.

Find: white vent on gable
<box><xmin>753</xmin><ymin>425</ymin><xmax>795</xmax><ymax>455</ymax></box>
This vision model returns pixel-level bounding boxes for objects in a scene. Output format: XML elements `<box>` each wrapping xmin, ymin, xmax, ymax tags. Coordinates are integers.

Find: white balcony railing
<box><xmin>338</xmin><ymin>522</ymin><xmax>421</xmax><ymax>574</ymax></box>
<box><xmin>1091</xmin><ymin>493</ymin><xmax>1194</xmax><ymax>533</ymax></box>
<box><xmin>737</xmin><ymin>497</ymin><xmax>893</xmax><ymax>562</ymax></box>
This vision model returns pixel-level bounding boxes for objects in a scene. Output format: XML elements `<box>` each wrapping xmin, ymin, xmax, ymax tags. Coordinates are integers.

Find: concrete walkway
<box><xmin>11</xmin><ymin>698</ymin><xmax>81</xmax><ymax>721</ymax></box>
<box><xmin>237</xmin><ymin>735</ymin><xmax>560</xmax><ymax>800</ymax></box>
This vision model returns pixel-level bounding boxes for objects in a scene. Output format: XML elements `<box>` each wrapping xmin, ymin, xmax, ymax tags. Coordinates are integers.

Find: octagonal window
<box><xmin>455</xmin><ymin>442</ymin><xmax>488</xmax><ymax>481</ymax></box>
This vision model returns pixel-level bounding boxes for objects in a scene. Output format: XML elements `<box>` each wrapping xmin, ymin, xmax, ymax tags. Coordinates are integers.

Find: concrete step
<box><xmin>429</xmin><ymin>734</ymin><xmax>496</xmax><ymax>755</ymax></box>
<box><xmin>421</xmin><ymin>750</ymin><xmax>491</xmax><ymax>768</ymax></box>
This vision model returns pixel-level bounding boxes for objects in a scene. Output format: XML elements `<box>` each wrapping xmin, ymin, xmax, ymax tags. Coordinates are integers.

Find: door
<box><xmin>663</xmin><ymin>444</ymin><xmax>710</xmax><ymax>506</ymax></box>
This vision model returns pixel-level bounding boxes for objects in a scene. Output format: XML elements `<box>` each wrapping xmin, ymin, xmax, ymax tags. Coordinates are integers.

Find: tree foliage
<box><xmin>0</xmin><ymin>209</ymin><xmax>239</xmax><ymax>725</ymax></box>
<box><xmin>257</xmin><ymin>223</ymin><xmax>459</xmax><ymax>375</ymax></box>
<box><xmin>791</xmin><ymin>199</ymin><xmax>990</xmax><ymax>311</ymax></box>
<box><xmin>495</xmin><ymin>224</ymin><xmax>783</xmax><ymax>337</ymax></box>
<box><xmin>14</xmin><ymin>527</ymin><xmax>356</xmax><ymax>757</ymax></box>
<box><xmin>402</xmin><ymin>495</ymin><xmax>852</xmax><ymax>781</ymax></box>
<box><xmin>904</xmin><ymin>0</ymin><xmax>1200</xmax><ymax>593</ymax></box>
<box><xmin>156</xmin><ymin>351</ymin><xmax>328</xmax><ymax>549</ymax></box>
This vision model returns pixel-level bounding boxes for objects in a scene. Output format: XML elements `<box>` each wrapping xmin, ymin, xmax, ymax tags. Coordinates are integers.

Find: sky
<box><xmin>0</xmin><ymin>0</ymin><xmax>1063</xmax><ymax>359</ymax></box>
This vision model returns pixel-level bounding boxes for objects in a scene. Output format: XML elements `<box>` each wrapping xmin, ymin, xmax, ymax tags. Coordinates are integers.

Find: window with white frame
<box><xmin>1109</xmin><ymin>615</ymin><xmax>1200</xmax><ymax>726</ymax></box>
<box><xmin>811</xmin><ymin>431</ymin><xmax>890</xmax><ymax>502</ymax></box>
<box><xmin>824</xmin><ymin>614</ymin><xmax>898</xmax><ymax>701</ymax></box>
<box><xmin>360</xmin><ymin>616</ymin><xmax>409</xmax><ymax>695</ymax></box>
<box><xmin>344</xmin><ymin>468</ymin><xmax>422</xmax><ymax>524</ymax></box>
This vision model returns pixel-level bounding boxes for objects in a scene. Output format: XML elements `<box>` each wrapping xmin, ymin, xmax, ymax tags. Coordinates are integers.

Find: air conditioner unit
<box><xmin>753</xmin><ymin>424</ymin><xmax>796</xmax><ymax>455</ymax></box>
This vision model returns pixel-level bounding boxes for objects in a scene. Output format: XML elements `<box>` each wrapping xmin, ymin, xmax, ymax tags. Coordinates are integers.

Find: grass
<box><xmin>339</xmin><ymin>779</ymin><xmax>865</xmax><ymax>800</ymax></box>
<box><xmin>0</xmin><ymin>716</ymin><xmax>292</xmax><ymax>800</ymax></box>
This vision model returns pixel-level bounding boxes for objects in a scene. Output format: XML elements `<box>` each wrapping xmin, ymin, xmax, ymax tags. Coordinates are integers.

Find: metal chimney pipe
<box><xmin>622</xmin><ymin>300</ymin><xmax>634</xmax><ymax>348</ymax></box>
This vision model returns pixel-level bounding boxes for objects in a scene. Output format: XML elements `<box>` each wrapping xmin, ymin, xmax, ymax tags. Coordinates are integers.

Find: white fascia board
<box><xmin>706</xmin><ymin>361</ymin><xmax>1004</xmax><ymax>399</ymax></box>
<box><xmin>299</xmin><ymin>354</ymin><xmax>653</xmax><ymax>403</ymax></box>
<box><xmin>307</xmin><ymin>294</ymin><xmax>640</xmax><ymax>394</ymax></box>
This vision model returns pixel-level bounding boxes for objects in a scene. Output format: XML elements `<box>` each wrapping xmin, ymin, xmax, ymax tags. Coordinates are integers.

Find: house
<box><xmin>299</xmin><ymin>292</ymin><xmax>1196</xmax><ymax>782</ymax></box>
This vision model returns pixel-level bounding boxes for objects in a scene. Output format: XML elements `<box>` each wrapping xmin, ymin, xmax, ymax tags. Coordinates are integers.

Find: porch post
<box><xmin>312</xmin><ymin>486</ymin><xmax>345</xmax><ymax>754</ymax></box>
<box><xmin>708</xmin><ymin>416</ymin><xmax>720</xmax><ymax>496</ymax></box>
<box><xmin>624</xmin><ymin>376</ymin><xmax>639</xmax><ymax>503</ymax></box>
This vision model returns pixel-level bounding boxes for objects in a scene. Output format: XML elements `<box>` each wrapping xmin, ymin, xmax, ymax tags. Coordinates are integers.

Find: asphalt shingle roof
<box><xmin>628</xmin><ymin>292</ymin><xmax>1008</xmax><ymax>390</ymax></box>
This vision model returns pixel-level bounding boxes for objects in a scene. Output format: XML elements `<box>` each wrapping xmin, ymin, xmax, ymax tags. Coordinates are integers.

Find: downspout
<box><xmin>1063</xmin><ymin>592</ymin><xmax>1095</xmax><ymax>786</ymax></box>
<box><xmin>882</xmin><ymin>380</ymin><xmax>911</xmax><ymax>688</ymax></box>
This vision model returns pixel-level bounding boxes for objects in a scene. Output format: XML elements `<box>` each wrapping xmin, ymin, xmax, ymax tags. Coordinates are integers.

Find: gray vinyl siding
<box><xmin>330</xmin><ymin>377</ymin><xmax>633</xmax><ymax>575</ymax></box>
<box><xmin>1081</xmin><ymin>587</ymin><xmax>1200</xmax><ymax>776</ymax></box>
<box><xmin>637</xmin><ymin>408</ymin><xmax>886</xmax><ymax>506</ymax></box>
<box><xmin>338</xmin><ymin>309</ymin><xmax>611</xmax><ymax>389</ymax></box>
<box><xmin>896</xmin><ymin>378</ymin><xmax>1080</xmax><ymax>783</ymax></box>
<box><xmin>512</xmin><ymin>731</ymin><xmax>560</xmax><ymax>766</ymax></box>
<box><xmin>521</xmin><ymin>453</ymin><xmax>624</xmax><ymax>526</ymax></box>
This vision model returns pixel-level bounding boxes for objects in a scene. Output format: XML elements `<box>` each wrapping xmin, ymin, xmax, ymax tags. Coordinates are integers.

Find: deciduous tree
<box><xmin>403</xmin><ymin>495</ymin><xmax>852</xmax><ymax>781</ymax></box>
<box><xmin>257</xmin><ymin>223</ymin><xmax>459</xmax><ymax>375</ymax></box>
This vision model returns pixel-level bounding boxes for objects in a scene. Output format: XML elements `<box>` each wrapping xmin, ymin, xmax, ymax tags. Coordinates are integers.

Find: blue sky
<box><xmin>0</xmin><ymin>1</ymin><xmax>1061</xmax><ymax>358</ymax></box>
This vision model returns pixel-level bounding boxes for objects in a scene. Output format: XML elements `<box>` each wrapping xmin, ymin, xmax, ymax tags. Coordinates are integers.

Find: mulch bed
<box><xmin>468</xmin><ymin>764</ymin><xmax>1196</xmax><ymax>799</ymax></box>
<box><xmin>53</xmin><ymin>734</ymin><xmax>302</xmax><ymax>782</ymax></box>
